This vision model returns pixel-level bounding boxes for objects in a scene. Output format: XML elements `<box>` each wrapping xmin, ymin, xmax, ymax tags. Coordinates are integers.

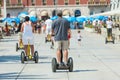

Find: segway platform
<box><xmin>21</xmin><ymin>51</ymin><xmax>39</xmax><ymax>63</ymax></box>
<box><xmin>105</xmin><ymin>36</ymin><xmax>115</xmax><ymax>44</ymax></box>
<box><xmin>52</xmin><ymin>57</ymin><xmax>73</xmax><ymax>72</ymax></box>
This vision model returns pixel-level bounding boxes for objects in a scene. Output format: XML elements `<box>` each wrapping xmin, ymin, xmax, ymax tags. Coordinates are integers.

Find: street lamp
<box><xmin>27</xmin><ymin>0</ymin><xmax>29</xmax><ymax>11</ymax></box>
<box><xmin>54</xmin><ymin>0</ymin><xmax>57</xmax><ymax>16</ymax></box>
<box><xmin>4</xmin><ymin>0</ymin><xmax>6</xmax><ymax>18</ymax></box>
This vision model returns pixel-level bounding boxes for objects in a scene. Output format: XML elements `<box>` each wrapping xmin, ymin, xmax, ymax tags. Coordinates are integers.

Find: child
<box><xmin>77</xmin><ymin>30</ymin><xmax>82</xmax><ymax>45</ymax></box>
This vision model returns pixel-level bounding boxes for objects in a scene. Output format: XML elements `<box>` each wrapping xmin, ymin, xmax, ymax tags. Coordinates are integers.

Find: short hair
<box><xmin>57</xmin><ymin>10</ymin><xmax>62</xmax><ymax>17</ymax></box>
<box><xmin>25</xmin><ymin>16</ymin><xmax>30</xmax><ymax>21</ymax></box>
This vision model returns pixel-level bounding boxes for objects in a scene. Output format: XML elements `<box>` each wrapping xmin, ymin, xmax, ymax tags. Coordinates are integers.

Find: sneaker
<box><xmin>58</xmin><ymin>63</ymin><xmax>63</xmax><ymax>68</ymax></box>
<box><xmin>64</xmin><ymin>62</ymin><xmax>68</xmax><ymax>67</ymax></box>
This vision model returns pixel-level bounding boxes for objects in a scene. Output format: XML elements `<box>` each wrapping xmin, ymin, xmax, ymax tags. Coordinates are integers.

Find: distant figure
<box><xmin>36</xmin><ymin>21</ymin><xmax>41</xmax><ymax>34</ymax></box>
<box><xmin>106</xmin><ymin>17</ymin><xmax>113</xmax><ymax>38</ymax></box>
<box><xmin>5</xmin><ymin>22</ymin><xmax>10</xmax><ymax>36</ymax></box>
<box><xmin>45</xmin><ymin>16</ymin><xmax>53</xmax><ymax>36</ymax></box>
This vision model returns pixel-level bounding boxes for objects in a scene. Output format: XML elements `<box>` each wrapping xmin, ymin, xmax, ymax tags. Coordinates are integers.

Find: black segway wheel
<box><xmin>52</xmin><ymin>58</ymin><xmax>57</xmax><ymax>72</ymax></box>
<box><xmin>112</xmin><ymin>40</ymin><xmax>115</xmax><ymax>44</ymax></box>
<box><xmin>45</xmin><ymin>37</ymin><xmax>47</xmax><ymax>43</ymax></box>
<box><xmin>105</xmin><ymin>38</ymin><xmax>107</xmax><ymax>44</ymax></box>
<box><xmin>21</xmin><ymin>51</ymin><xmax>25</xmax><ymax>63</ymax></box>
<box><xmin>34</xmin><ymin>51</ymin><xmax>39</xmax><ymax>63</ymax></box>
<box><xmin>16</xmin><ymin>43</ymin><xmax>19</xmax><ymax>51</ymax></box>
<box><xmin>112</xmin><ymin>36</ymin><xmax>115</xmax><ymax>44</ymax></box>
<box><xmin>68</xmin><ymin>57</ymin><xmax>73</xmax><ymax>72</ymax></box>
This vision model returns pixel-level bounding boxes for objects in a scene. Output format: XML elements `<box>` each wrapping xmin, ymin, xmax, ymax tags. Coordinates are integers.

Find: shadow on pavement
<box><xmin>0</xmin><ymin>39</ymin><xmax>17</xmax><ymax>42</ymax></box>
<box><xmin>73</xmin><ymin>69</ymin><xmax>98</xmax><ymax>72</ymax></box>
<box><xmin>0</xmin><ymin>72</ymin><xmax>56</xmax><ymax>79</ymax></box>
<box><xmin>0</xmin><ymin>55</ymin><xmax>20</xmax><ymax>63</ymax></box>
<box><xmin>0</xmin><ymin>72</ymin><xmax>18</xmax><ymax>79</ymax></box>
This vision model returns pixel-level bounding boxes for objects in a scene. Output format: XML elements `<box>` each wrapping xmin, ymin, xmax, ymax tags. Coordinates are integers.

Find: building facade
<box><xmin>110</xmin><ymin>0</ymin><xmax>120</xmax><ymax>20</ymax></box>
<box><xmin>1</xmin><ymin>0</ymin><xmax>110</xmax><ymax>19</ymax></box>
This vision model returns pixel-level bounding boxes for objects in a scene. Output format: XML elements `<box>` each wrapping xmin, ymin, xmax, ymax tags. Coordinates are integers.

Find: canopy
<box><xmin>76</xmin><ymin>16</ymin><xmax>87</xmax><ymax>22</ymax></box>
<box><xmin>91</xmin><ymin>9</ymin><xmax>120</xmax><ymax>17</ymax></box>
<box><xmin>51</xmin><ymin>16</ymin><xmax>58</xmax><ymax>20</ymax></box>
<box><xmin>29</xmin><ymin>11</ymin><xmax>36</xmax><ymax>16</ymax></box>
<box><xmin>63</xmin><ymin>10</ymin><xmax>70</xmax><ymax>16</ymax></box>
<box><xmin>41</xmin><ymin>11</ymin><xmax>48</xmax><ymax>16</ymax></box>
<box><xmin>30</xmin><ymin>16</ymin><xmax>37</xmax><ymax>23</ymax></box>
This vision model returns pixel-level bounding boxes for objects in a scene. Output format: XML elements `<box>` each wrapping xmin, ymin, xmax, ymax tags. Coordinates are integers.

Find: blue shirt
<box><xmin>52</xmin><ymin>17</ymin><xmax>70</xmax><ymax>41</ymax></box>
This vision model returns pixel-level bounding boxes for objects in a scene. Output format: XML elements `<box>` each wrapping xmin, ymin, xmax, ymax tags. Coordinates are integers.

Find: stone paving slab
<box><xmin>0</xmin><ymin>30</ymin><xmax>120</xmax><ymax>80</ymax></box>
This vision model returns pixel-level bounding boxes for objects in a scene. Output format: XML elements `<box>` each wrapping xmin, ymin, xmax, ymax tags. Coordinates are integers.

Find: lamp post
<box><xmin>4</xmin><ymin>0</ymin><xmax>6</xmax><ymax>18</ymax></box>
<box><xmin>55</xmin><ymin>0</ymin><xmax>57</xmax><ymax>16</ymax></box>
<box><xmin>27</xmin><ymin>0</ymin><xmax>29</xmax><ymax>11</ymax></box>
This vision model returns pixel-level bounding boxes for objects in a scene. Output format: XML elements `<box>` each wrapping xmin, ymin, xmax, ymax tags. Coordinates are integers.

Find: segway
<box><xmin>105</xmin><ymin>29</ymin><xmax>115</xmax><ymax>44</ymax></box>
<box><xmin>21</xmin><ymin>51</ymin><xmax>39</xmax><ymax>63</ymax></box>
<box><xmin>16</xmin><ymin>40</ymin><xmax>24</xmax><ymax>52</ymax></box>
<box><xmin>105</xmin><ymin>36</ymin><xmax>115</xmax><ymax>44</ymax></box>
<box><xmin>45</xmin><ymin>34</ymin><xmax>51</xmax><ymax>43</ymax></box>
<box><xmin>52</xmin><ymin>50</ymin><xmax>73</xmax><ymax>72</ymax></box>
<box><xmin>21</xmin><ymin>39</ymin><xmax>39</xmax><ymax>63</ymax></box>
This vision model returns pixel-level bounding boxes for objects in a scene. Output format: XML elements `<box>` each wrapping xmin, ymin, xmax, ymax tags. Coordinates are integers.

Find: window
<box><xmin>42</xmin><ymin>0</ymin><xmax>46</xmax><ymax>5</ymax></box>
<box><xmin>31</xmin><ymin>0</ymin><xmax>35</xmax><ymax>5</ymax></box>
<box><xmin>76</xmin><ymin>0</ymin><xmax>80</xmax><ymax>5</ymax></box>
<box><xmin>64</xmin><ymin>0</ymin><xmax>68</xmax><ymax>5</ymax></box>
<box><xmin>18</xmin><ymin>0</ymin><xmax>22</xmax><ymax>4</ymax></box>
<box><xmin>90</xmin><ymin>11</ymin><xmax>93</xmax><ymax>15</ymax></box>
<box><xmin>6</xmin><ymin>0</ymin><xmax>10</xmax><ymax>4</ymax></box>
<box><xmin>88</xmin><ymin>0</ymin><xmax>94</xmax><ymax>4</ymax></box>
<box><xmin>53</xmin><ymin>0</ymin><xmax>57</xmax><ymax>5</ymax></box>
<box><xmin>6</xmin><ymin>0</ymin><xmax>10</xmax><ymax>6</ymax></box>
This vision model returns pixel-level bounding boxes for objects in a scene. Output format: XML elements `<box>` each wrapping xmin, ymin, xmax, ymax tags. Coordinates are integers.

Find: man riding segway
<box><xmin>51</xmin><ymin>10</ymin><xmax>73</xmax><ymax>72</ymax></box>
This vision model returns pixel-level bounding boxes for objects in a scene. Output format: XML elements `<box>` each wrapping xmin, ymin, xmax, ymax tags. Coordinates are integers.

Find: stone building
<box><xmin>1</xmin><ymin>0</ymin><xmax>110</xmax><ymax>20</ymax></box>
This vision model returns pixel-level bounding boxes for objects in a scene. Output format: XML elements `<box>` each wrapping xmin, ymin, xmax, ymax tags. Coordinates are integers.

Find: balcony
<box><xmin>87</xmin><ymin>1</ymin><xmax>109</xmax><ymax>7</ymax></box>
<box><xmin>6</xmin><ymin>3</ymin><xmax>24</xmax><ymax>8</ymax></box>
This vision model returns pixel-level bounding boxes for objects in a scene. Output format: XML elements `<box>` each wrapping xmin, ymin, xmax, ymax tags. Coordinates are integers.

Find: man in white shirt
<box><xmin>106</xmin><ymin>17</ymin><xmax>113</xmax><ymax>38</ymax></box>
<box><xmin>45</xmin><ymin>16</ymin><xmax>53</xmax><ymax>35</ymax></box>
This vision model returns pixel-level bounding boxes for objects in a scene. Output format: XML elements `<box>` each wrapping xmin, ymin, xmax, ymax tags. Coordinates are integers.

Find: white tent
<box><xmin>91</xmin><ymin>9</ymin><xmax>120</xmax><ymax>17</ymax></box>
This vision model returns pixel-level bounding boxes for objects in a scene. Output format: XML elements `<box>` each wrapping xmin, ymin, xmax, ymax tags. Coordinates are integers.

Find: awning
<box><xmin>40</xmin><ymin>11</ymin><xmax>48</xmax><ymax>16</ymax></box>
<box><xmin>63</xmin><ymin>10</ymin><xmax>70</xmax><ymax>16</ymax></box>
<box><xmin>29</xmin><ymin>11</ymin><xmax>36</xmax><ymax>16</ymax></box>
<box><xmin>91</xmin><ymin>9</ymin><xmax>120</xmax><ymax>17</ymax></box>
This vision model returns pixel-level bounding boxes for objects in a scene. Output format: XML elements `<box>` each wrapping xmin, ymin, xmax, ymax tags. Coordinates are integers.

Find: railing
<box><xmin>87</xmin><ymin>1</ymin><xmax>109</xmax><ymax>6</ymax></box>
<box><xmin>6</xmin><ymin>3</ymin><xmax>24</xmax><ymax>8</ymax></box>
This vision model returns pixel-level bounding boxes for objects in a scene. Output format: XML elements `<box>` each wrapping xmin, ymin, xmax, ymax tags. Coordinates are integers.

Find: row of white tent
<box><xmin>91</xmin><ymin>9</ymin><xmax>120</xmax><ymax>17</ymax></box>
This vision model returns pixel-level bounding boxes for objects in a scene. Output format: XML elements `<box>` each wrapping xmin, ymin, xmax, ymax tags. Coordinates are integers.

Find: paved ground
<box><xmin>0</xmin><ymin>29</ymin><xmax>120</xmax><ymax>80</ymax></box>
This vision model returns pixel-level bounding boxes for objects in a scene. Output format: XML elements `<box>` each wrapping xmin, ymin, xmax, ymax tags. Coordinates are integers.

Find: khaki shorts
<box><xmin>55</xmin><ymin>40</ymin><xmax>69</xmax><ymax>50</ymax></box>
<box><xmin>18</xmin><ymin>32</ymin><xmax>22</xmax><ymax>39</ymax></box>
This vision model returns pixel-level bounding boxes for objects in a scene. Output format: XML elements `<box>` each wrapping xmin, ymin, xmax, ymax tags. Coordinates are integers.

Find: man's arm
<box><xmin>51</xmin><ymin>21</ymin><xmax>55</xmax><ymax>36</ymax></box>
<box><xmin>21</xmin><ymin>23</ymin><xmax>24</xmax><ymax>32</ymax></box>
<box><xmin>31</xmin><ymin>22</ymin><xmax>34</xmax><ymax>33</ymax></box>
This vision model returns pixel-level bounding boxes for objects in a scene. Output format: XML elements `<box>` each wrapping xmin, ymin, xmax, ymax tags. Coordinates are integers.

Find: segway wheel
<box><xmin>16</xmin><ymin>43</ymin><xmax>18</xmax><ymax>51</ymax></box>
<box><xmin>34</xmin><ymin>51</ymin><xmax>39</xmax><ymax>63</ymax></box>
<box><xmin>45</xmin><ymin>37</ymin><xmax>47</xmax><ymax>43</ymax></box>
<box><xmin>52</xmin><ymin>58</ymin><xmax>57</xmax><ymax>72</ymax></box>
<box><xmin>112</xmin><ymin>37</ymin><xmax>115</xmax><ymax>44</ymax></box>
<box><xmin>68</xmin><ymin>57</ymin><xmax>73</xmax><ymax>72</ymax></box>
<box><xmin>21</xmin><ymin>51</ymin><xmax>25</xmax><ymax>63</ymax></box>
<box><xmin>113</xmin><ymin>40</ymin><xmax>115</xmax><ymax>44</ymax></box>
<box><xmin>105</xmin><ymin>38</ymin><xmax>107</xmax><ymax>44</ymax></box>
